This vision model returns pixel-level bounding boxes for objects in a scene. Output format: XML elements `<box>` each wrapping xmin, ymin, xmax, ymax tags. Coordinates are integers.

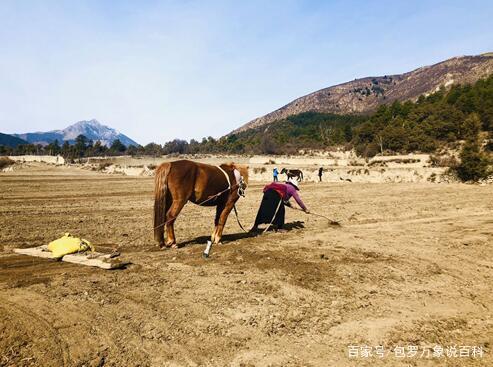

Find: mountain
<box><xmin>232</xmin><ymin>53</ymin><xmax>493</xmax><ymax>134</ymax></box>
<box><xmin>0</xmin><ymin>133</ymin><xmax>29</xmax><ymax>147</ymax></box>
<box><xmin>14</xmin><ymin>120</ymin><xmax>139</xmax><ymax>147</ymax></box>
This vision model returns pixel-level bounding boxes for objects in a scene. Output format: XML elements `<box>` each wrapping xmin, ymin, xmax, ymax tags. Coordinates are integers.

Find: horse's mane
<box><xmin>221</xmin><ymin>162</ymin><xmax>249</xmax><ymax>184</ymax></box>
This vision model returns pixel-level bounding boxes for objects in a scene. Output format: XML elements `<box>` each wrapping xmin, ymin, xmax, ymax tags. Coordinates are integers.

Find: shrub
<box><xmin>349</xmin><ymin>160</ymin><xmax>364</xmax><ymax>166</ymax></box>
<box><xmin>364</xmin><ymin>142</ymin><xmax>379</xmax><ymax>157</ymax></box>
<box><xmin>0</xmin><ymin>157</ymin><xmax>14</xmax><ymax>169</ymax></box>
<box><xmin>455</xmin><ymin>140</ymin><xmax>490</xmax><ymax>182</ymax></box>
<box><xmin>253</xmin><ymin>167</ymin><xmax>267</xmax><ymax>174</ymax></box>
<box><xmin>368</xmin><ymin>160</ymin><xmax>387</xmax><ymax>167</ymax></box>
<box><xmin>260</xmin><ymin>136</ymin><xmax>278</xmax><ymax>154</ymax></box>
<box><xmin>98</xmin><ymin>162</ymin><xmax>112</xmax><ymax>171</ymax></box>
<box><xmin>429</xmin><ymin>154</ymin><xmax>458</xmax><ymax>168</ymax></box>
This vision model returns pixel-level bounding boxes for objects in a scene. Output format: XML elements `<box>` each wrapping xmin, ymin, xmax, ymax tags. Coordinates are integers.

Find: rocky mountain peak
<box><xmin>13</xmin><ymin>120</ymin><xmax>139</xmax><ymax>147</ymax></box>
<box><xmin>231</xmin><ymin>53</ymin><xmax>493</xmax><ymax>134</ymax></box>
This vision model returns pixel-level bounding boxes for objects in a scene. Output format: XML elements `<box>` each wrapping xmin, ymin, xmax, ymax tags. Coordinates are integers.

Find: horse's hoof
<box><xmin>164</xmin><ymin>242</ymin><xmax>176</xmax><ymax>249</ymax></box>
<box><xmin>170</xmin><ymin>244</ymin><xmax>179</xmax><ymax>249</ymax></box>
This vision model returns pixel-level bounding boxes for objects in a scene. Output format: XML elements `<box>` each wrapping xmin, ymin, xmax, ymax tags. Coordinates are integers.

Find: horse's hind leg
<box><xmin>157</xmin><ymin>193</ymin><xmax>172</xmax><ymax>248</ymax></box>
<box><xmin>165</xmin><ymin>199</ymin><xmax>187</xmax><ymax>248</ymax></box>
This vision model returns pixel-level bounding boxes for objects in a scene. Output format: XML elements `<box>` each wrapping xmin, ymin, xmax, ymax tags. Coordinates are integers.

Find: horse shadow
<box><xmin>179</xmin><ymin>220</ymin><xmax>305</xmax><ymax>247</ymax></box>
<box><xmin>179</xmin><ymin>231</ymin><xmax>254</xmax><ymax>247</ymax></box>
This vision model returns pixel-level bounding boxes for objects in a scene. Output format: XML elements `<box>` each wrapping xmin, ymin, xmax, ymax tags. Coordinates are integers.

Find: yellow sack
<box><xmin>47</xmin><ymin>233</ymin><xmax>93</xmax><ymax>259</ymax></box>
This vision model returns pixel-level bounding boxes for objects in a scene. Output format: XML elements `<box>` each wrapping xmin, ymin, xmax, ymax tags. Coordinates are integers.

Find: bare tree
<box><xmin>376</xmin><ymin>134</ymin><xmax>384</xmax><ymax>155</ymax></box>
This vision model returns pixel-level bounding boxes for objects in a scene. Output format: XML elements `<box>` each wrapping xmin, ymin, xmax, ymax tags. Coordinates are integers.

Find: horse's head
<box><xmin>226</xmin><ymin>163</ymin><xmax>247</xmax><ymax>197</ymax></box>
<box><xmin>223</xmin><ymin>163</ymin><xmax>249</xmax><ymax>187</ymax></box>
<box><xmin>234</xmin><ymin>164</ymin><xmax>249</xmax><ymax>185</ymax></box>
<box><xmin>280</xmin><ymin>168</ymin><xmax>286</xmax><ymax>174</ymax></box>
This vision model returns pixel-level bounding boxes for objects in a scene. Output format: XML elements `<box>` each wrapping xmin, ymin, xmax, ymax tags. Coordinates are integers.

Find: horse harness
<box><xmin>116</xmin><ymin>164</ymin><xmax>249</xmax><ymax>248</ymax></box>
<box><xmin>216</xmin><ymin>165</ymin><xmax>248</xmax><ymax>233</ymax></box>
<box><xmin>216</xmin><ymin>165</ymin><xmax>246</xmax><ymax>197</ymax></box>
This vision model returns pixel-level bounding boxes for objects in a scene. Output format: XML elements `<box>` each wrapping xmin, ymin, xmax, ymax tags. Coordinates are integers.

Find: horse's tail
<box><xmin>154</xmin><ymin>162</ymin><xmax>171</xmax><ymax>244</ymax></box>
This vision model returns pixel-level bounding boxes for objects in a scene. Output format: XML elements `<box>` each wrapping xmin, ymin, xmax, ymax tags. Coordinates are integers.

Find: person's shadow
<box><xmin>283</xmin><ymin>220</ymin><xmax>305</xmax><ymax>230</ymax></box>
<box><xmin>179</xmin><ymin>221</ymin><xmax>305</xmax><ymax>247</ymax></box>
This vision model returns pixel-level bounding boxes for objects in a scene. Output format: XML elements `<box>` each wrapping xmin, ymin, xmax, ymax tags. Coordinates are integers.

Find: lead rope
<box><xmin>233</xmin><ymin>204</ymin><xmax>248</xmax><ymax>233</ymax></box>
<box><xmin>114</xmin><ymin>183</ymin><xmax>241</xmax><ymax>248</ymax></box>
<box><xmin>262</xmin><ymin>198</ymin><xmax>283</xmax><ymax>234</ymax></box>
<box><xmin>116</xmin><ymin>168</ymin><xmax>249</xmax><ymax>247</ymax></box>
<box><xmin>217</xmin><ymin>165</ymin><xmax>248</xmax><ymax>233</ymax></box>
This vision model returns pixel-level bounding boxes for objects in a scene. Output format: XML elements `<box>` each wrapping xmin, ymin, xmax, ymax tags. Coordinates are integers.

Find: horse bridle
<box><xmin>216</xmin><ymin>165</ymin><xmax>248</xmax><ymax>233</ymax></box>
<box><xmin>237</xmin><ymin>176</ymin><xmax>246</xmax><ymax>197</ymax></box>
<box><xmin>216</xmin><ymin>165</ymin><xmax>247</xmax><ymax>197</ymax></box>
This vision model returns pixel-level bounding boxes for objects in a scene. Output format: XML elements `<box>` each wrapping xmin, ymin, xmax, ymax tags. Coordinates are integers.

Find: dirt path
<box><xmin>1</xmin><ymin>164</ymin><xmax>492</xmax><ymax>366</ymax></box>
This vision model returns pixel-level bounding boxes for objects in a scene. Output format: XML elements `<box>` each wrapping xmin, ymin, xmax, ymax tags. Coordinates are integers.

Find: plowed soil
<box><xmin>1</xmin><ymin>164</ymin><xmax>492</xmax><ymax>366</ymax></box>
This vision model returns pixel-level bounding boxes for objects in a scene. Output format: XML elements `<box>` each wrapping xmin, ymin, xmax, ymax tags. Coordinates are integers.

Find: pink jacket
<box><xmin>263</xmin><ymin>182</ymin><xmax>307</xmax><ymax>211</ymax></box>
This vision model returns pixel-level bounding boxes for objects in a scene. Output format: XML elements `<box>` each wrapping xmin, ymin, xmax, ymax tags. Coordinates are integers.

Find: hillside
<box><xmin>184</xmin><ymin>74</ymin><xmax>493</xmax><ymax>157</ymax></box>
<box><xmin>233</xmin><ymin>53</ymin><xmax>493</xmax><ymax>134</ymax></box>
<box><xmin>13</xmin><ymin>119</ymin><xmax>138</xmax><ymax>147</ymax></box>
<box><xmin>0</xmin><ymin>133</ymin><xmax>28</xmax><ymax>147</ymax></box>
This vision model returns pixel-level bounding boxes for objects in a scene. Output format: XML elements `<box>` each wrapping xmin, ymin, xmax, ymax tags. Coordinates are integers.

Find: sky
<box><xmin>0</xmin><ymin>0</ymin><xmax>492</xmax><ymax>145</ymax></box>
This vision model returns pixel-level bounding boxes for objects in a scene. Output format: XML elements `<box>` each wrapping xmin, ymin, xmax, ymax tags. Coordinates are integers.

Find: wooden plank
<box><xmin>62</xmin><ymin>253</ymin><xmax>129</xmax><ymax>269</ymax></box>
<box><xmin>13</xmin><ymin>246</ymin><xmax>129</xmax><ymax>270</ymax></box>
<box><xmin>14</xmin><ymin>246</ymin><xmax>54</xmax><ymax>259</ymax></box>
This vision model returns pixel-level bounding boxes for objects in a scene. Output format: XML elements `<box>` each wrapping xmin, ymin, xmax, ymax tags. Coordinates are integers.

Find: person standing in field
<box><xmin>251</xmin><ymin>178</ymin><xmax>309</xmax><ymax>232</ymax></box>
<box><xmin>318</xmin><ymin>167</ymin><xmax>324</xmax><ymax>182</ymax></box>
<box><xmin>273</xmin><ymin>167</ymin><xmax>279</xmax><ymax>182</ymax></box>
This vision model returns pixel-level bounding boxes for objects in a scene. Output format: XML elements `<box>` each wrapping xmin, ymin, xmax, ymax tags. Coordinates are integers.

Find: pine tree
<box><xmin>110</xmin><ymin>139</ymin><xmax>126</xmax><ymax>153</ymax></box>
<box><xmin>455</xmin><ymin>138</ymin><xmax>490</xmax><ymax>182</ymax></box>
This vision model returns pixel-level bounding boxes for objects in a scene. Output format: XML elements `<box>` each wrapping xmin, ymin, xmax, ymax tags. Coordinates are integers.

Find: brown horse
<box><xmin>281</xmin><ymin>168</ymin><xmax>303</xmax><ymax>181</ymax></box>
<box><xmin>154</xmin><ymin>160</ymin><xmax>248</xmax><ymax>248</ymax></box>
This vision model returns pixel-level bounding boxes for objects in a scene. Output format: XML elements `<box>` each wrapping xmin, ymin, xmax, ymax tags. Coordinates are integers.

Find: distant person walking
<box><xmin>273</xmin><ymin>167</ymin><xmax>279</xmax><ymax>182</ymax></box>
<box><xmin>318</xmin><ymin>167</ymin><xmax>324</xmax><ymax>182</ymax></box>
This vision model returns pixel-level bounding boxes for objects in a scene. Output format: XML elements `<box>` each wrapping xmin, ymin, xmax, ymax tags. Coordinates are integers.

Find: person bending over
<box><xmin>251</xmin><ymin>178</ymin><xmax>309</xmax><ymax>232</ymax></box>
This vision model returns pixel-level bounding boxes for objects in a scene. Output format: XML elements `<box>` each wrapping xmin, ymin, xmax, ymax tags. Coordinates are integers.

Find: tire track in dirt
<box><xmin>346</xmin><ymin>211</ymin><xmax>491</xmax><ymax>228</ymax></box>
<box><xmin>0</xmin><ymin>300</ymin><xmax>71</xmax><ymax>366</ymax></box>
<box><xmin>2</xmin><ymin>165</ymin><xmax>493</xmax><ymax>366</ymax></box>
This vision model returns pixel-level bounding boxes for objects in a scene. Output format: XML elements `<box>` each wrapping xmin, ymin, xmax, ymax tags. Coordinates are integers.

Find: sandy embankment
<box><xmin>80</xmin><ymin>153</ymin><xmax>451</xmax><ymax>183</ymax></box>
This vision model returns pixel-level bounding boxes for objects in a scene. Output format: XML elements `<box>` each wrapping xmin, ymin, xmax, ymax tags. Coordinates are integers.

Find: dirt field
<box><xmin>1</xmin><ymin>163</ymin><xmax>492</xmax><ymax>367</ymax></box>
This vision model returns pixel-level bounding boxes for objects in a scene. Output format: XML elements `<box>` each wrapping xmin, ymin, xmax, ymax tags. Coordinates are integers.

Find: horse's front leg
<box><xmin>212</xmin><ymin>200</ymin><xmax>236</xmax><ymax>244</ymax></box>
<box><xmin>212</xmin><ymin>202</ymin><xmax>225</xmax><ymax>244</ymax></box>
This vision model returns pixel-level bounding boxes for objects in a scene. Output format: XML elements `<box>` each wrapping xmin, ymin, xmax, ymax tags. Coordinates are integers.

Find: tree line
<box><xmin>1</xmin><ymin>75</ymin><xmax>492</xmax><ymax>180</ymax></box>
<box><xmin>352</xmin><ymin>76</ymin><xmax>493</xmax><ymax>156</ymax></box>
<box><xmin>0</xmin><ymin>135</ymin><xmax>129</xmax><ymax>159</ymax></box>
